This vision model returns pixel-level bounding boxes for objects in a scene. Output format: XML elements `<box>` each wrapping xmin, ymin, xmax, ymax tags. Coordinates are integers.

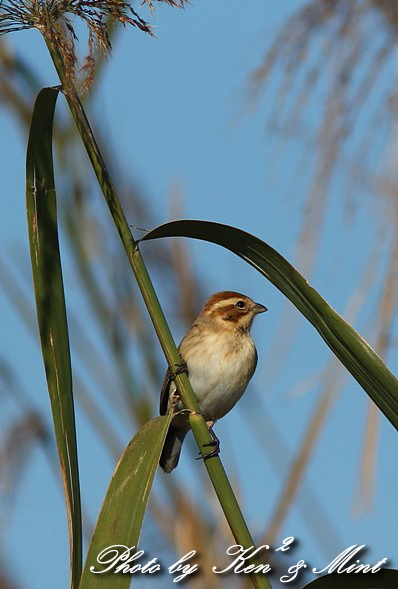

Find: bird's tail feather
<box><xmin>159</xmin><ymin>424</ymin><xmax>188</xmax><ymax>473</ymax></box>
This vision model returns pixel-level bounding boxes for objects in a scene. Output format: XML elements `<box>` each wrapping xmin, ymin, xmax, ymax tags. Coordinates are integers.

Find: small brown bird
<box><xmin>159</xmin><ymin>291</ymin><xmax>267</xmax><ymax>472</ymax></box>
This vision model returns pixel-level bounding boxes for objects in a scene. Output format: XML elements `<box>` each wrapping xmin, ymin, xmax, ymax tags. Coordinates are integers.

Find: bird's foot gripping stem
<box><xmin>196</xmin><ymin>424</ymin><xmax>220</xmax><ymax>461</ymax></box>
<box><xmin>170</xmin><ymin>361</ymin><xmax>188</xmax><ymax>380</ymax></box>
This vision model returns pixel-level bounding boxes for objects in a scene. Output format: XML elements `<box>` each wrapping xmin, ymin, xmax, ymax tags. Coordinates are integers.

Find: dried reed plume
<box><xmin>0</xmin><ymin>0</ymin><xmax>185</xmax><ymax>86</ymax></box>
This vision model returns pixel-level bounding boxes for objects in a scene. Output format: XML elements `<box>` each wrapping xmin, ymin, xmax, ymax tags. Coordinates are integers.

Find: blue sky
<box><xmin>0</xmin><ymin>1</ymin><xmax>397</xmax><ymax>588</ymax></box>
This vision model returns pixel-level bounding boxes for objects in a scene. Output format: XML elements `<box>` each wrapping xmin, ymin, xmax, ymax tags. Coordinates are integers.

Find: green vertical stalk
<box><xmin>44</xmin><ymin>38</ymin><xmax>272</xmax><ymax>588</ymax></box>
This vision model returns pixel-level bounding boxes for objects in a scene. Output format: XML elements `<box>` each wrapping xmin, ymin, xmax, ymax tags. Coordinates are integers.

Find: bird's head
<box><xmin>198</xmin><ymin>291</ymin><xmax>267</xmax><ymax>333</ymax></box>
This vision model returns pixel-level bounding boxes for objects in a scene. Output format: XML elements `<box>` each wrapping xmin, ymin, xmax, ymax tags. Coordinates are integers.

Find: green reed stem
<box><xmin>44</xmin><ymin>36</ymin><xmax>272</xmax><ymax>589</ymax></box>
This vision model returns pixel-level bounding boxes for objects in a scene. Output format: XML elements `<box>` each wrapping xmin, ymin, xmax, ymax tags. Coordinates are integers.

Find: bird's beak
<box><xmin>253</xmin><ymin>302</ymin><xmax>268</xmax><ymax>314</ymax></box>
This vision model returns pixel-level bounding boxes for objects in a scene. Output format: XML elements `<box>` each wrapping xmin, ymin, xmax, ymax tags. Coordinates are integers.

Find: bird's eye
<box><xmin>236</xmin><ymin>300</ymin><xmax>246</xmax><ymax>309</ymax></box>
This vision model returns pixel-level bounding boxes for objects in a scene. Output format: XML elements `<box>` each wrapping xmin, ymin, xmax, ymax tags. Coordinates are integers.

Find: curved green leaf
<box><xmin>142</xmin><ymin>220</ymin><xmax>398</xmax><ymax>430</ymax></box>
<box><xmin>301</xmin><ymin>569</ymin><xmax>398</xmax><ymax>588</ymax></box>
<box><xmin>26</xmin><ymin>86</ymin><xmax>82</xmax><ymax>588</ymax></box>
<box><xmin>79</xmin><ymin>414</ymin><xmax>173</xmax><ymax>589</ymax></box>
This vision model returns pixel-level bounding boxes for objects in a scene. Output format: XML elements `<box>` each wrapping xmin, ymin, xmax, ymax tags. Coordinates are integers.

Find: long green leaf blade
<box><xmin>79</xmin><ymin>414</ymin><xmax>173</xmax><ymax>589</ymax></box>
<box><xmin>26</xmin><ymin>86</ymin><xmax>82</xmax><ymax>588</ymax></box>
<box><xmin>142</xmin><ymin>220</ymin><xmax>398</xmax><ymax>430</ymax></box>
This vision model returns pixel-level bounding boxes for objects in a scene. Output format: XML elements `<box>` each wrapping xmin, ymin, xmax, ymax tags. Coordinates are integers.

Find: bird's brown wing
<box><xmin>159</xmin><ymin>367</ymin><xmax>172</xmax><ymax>415</ymax></box>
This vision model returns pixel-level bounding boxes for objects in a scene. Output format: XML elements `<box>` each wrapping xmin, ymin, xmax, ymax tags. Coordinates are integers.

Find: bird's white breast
<box><xmin>179</xmin><ymin>329</ymin><xmax>257</xmax><ymax>421</ymax></box>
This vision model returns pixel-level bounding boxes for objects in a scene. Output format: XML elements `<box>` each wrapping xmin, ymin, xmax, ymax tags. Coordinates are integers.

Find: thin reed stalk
<box><xmin>43</xmin><ymin>35</ymin><xmax>272</xmax><ymax>589</ymax></box>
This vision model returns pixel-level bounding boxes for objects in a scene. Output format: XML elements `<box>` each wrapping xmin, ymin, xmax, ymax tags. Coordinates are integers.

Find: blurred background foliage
<box><xmin>0</xmin><ymin>0</ymin><xmax>397</xmax><ymax>587</ymax></box>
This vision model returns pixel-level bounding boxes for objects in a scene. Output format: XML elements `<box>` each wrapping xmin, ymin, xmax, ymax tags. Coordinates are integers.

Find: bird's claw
<box><xmin>196</xmin><ymin>438</ymin><xmax>220</xmax><ymax>461</ymax></box>
<box><xmin>202</xmin><ymin>440</ymin><xmax>219</xmax><ymax>448</ymax></box>
<box><xmin>170</xmin><ymin>361</ymin><xmax>188</xmax><ymax>380</ymax></box>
